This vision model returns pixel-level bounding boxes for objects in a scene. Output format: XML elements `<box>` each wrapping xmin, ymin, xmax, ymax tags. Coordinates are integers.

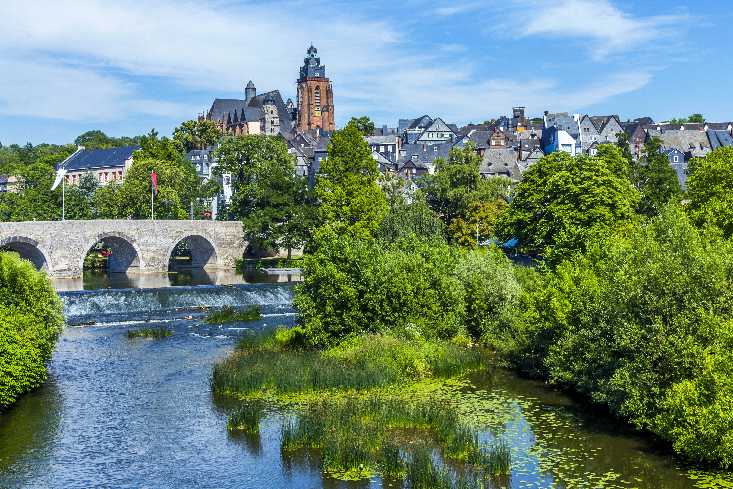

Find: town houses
<box><xmin>21</xmin><ymin>44</ymin><xmax>733</xmax><ymax>203</ymax></box>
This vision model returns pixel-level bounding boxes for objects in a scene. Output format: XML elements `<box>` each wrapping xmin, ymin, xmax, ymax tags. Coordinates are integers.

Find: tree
<box><xmin>173</xmin><ymin>120</ymin><xmax>223</xmax><ymax>152</ymax></box>
<box><xmin>422</xmin><ymin>143</ymin><xmax>510</xmax><ymax>244</ymax></box>
<box><xmin>631</xmin><ymin>138</ymin><xmax>681</xmax><ymax>216</ymax></box>
<box><xmin>0</xmin><ymin>252</ymin><xmax>64</xmax><ymax>408</ymax></box>
<box><xmin>504</xmin><ymin>206</ymin><xmax>733</xmax><ymax>467</ymax></box>
<box><xmin>688</xmin><ymin>113</ymin><xmax>705</xmax><ymax>123</ymax></box>
<box><xmin>74</xmin><ymin>130</ymin><xmax>142</xmax><ymax>149</ymax></box>
<box><xmin>314</xmin><ymin>124</ymin><xmax>388</xmax><ymax>239</ymax></box>
<box><xmin>134</xmin><ymin>129</ymin><xmax>185</xmax><ymax>161</ymax></box>
<box><xmin>686</xmin><ymin>147</ymin><xmax>733</xmax><ymax>237</ymax></box>
<box><xmin>214</xmin><ymin>135</ymin><xmax>314</xmax><ymax>258</ymax></box>
<box><xmin>377</xmin><ymin>191</ymin><xmax>446</xmax><ymax>243</ymax></box>
<box><xmin>347</xmin><ymin>116</ymin><xmax>375</xmax><ymax>136</ymax></box>
<box><xmin>498</xmin><ymin>150</ymin><xmax>639</xmax><ymax>263</ymax></box>
<box><xmin>448</xmin><ymin>199</ymin><xmax>508</xmax><ymax>248</ymax></box>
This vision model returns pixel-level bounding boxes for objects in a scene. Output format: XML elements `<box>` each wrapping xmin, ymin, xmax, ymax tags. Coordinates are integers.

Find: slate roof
<box><xmin>61</xmin><ymin>146</ymin><xmax>139</xmax><ymax>171</ymax></box>
<box><xmin>398</xmin><ymin>142</ymin><xmax>452</xmax><ymax>169</ymax></box>
<box><xmin>407</xmin><ymin>115</ymin><xmax>433</xmax><ymax>130</ymax></box>
<box><xmin>708</xmin><ymin>129</ymin><xmax>733</xmax><ymax>149</ymax></box>
<box><xmin>706</xmin><ymin>122</ymin><xmax>733</xmax><ymax>131</ymax></box>
<box><xmin>464</xmin><ymin>130</ymin><xmax>491</xmax><ymax>149</ymax></box>
<box><xmin>207</xmin><ymin>89</ymin><xmax>294</xmax><ymax>135</ymax></box>
<box><xmin>366</xmin><ymin>135</ymin><xmax>399</xmax><ymax>145</ymax></box>
<box><xmin>648</xmin><ymin>129</ymin><xmax>711</xmax><ymax>157</ymax></box>
<box><xmin>479</xmin><ymin>148</ymin><xmax>521</xmax><ymax>181</ymax></box>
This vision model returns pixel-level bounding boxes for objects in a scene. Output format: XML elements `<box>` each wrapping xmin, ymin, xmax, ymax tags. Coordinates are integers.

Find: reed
<box><xmin>206</xmin><ymin>305</ymin><xmax>261</xmax><ymax>324</ymax></box>
<box><xmin>212</xmin><ymin>331</ymin><xmax>484</xmax><ymax>396</ymax></box>
<box><xmin>127</xmin><ymin>327</ymin><xmax>172</xmax><ymax>339</ymax></box>
<box><xmin>227</xmin><ymin>402</ymin><xmax>263</xmax><ymax>434</ymax></box>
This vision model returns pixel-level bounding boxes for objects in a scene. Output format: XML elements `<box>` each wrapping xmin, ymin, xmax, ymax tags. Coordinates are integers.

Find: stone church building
<box><xmin>202</xmin><ymin>45</ymin><xmax>334</xmax><ymax>137</ymax></box>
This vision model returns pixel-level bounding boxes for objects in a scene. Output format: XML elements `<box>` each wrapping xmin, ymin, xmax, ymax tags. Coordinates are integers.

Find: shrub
<box><xmin>454</xmin><ymin>247</ymin><xmax>521</xmax><ymax>342</ymax></box>
<box><xmin>127</xmin><ymin>327</ymin><xmax>172</xmax><ymax>339</ymax></box>
<box><xmin>506</xmin><ymin>205</ymin><xmax>733</xmax><ymax>466</ymax></box>
<box><xmin>294</xmin><ymin>232</ymin><xmax>465</xmax><ymax>346</ymax></box>
<box><xmin>205</xmin><ymin>305</ymin><xmax>261</xmax><ymax>324</ymax></box>
<box><xmin>0</xmin><ymin>252</ymin><xmax>64</xmax><ymax>409</ymax></box>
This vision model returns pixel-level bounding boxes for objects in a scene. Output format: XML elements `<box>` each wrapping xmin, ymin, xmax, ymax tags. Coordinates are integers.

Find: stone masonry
<box><xmin>0</xmin><ymin>220</ymin><xmax>245</xmax><ymax>278</ymax></box>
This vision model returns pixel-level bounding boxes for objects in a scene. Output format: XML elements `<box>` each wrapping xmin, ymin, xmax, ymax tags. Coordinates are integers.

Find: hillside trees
<box><xmin>685</xmin><ymin>147</ymin><xmax>733</xmax><ymax>237</ymax></box>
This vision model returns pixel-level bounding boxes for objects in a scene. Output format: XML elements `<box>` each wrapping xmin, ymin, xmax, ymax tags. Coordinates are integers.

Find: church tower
<box><xmin>296</xmin><ymin>45</ymin><xmax>335</xmax><ymax>133</ymax></box>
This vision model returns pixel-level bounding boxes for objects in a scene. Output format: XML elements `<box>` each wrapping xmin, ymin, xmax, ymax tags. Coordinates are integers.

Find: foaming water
<box><xmin>60</xmin><ymin>284</ymin><xmax>294</xmax><ymax>324</ymax></box>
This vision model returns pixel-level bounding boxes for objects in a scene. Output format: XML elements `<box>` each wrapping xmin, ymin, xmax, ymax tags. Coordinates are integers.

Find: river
<box><xmin>0</xmin><ymin>279</ymin><xmax>719</xmax><ymax>488</ymax></box>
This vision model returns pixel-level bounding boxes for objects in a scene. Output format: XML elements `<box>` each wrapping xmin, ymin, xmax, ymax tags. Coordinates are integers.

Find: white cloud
<box><xmin>0</xmin><ymin>0</ymin><xmax>659</xmax><ymax>128</ymax></box>
<box><xmin>508</xmin><ymin>0</ymin><xmax>685</xmax><ymax>59</ymax></box>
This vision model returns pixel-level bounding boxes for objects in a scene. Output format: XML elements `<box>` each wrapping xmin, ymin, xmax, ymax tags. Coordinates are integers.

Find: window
<box><xmin>380</xmin><ymin>145</ymin><xmax>385</xmax><ymax>152</ymax></box>
<box><xmin>314</xmin><ymin>86</ymin><xmax>321</xmax><ymax>110</ymax></box>
<box><xmin>673</xmin><ymin>155</ymin><xmax>679</xmax><ymax>163</ymax></box>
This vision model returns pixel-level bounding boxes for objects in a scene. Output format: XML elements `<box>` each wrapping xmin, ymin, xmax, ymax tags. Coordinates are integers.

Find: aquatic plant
<box><xmin>227</xmin><ymin>403</ymin><xmax>263</xmax><ymax>434</ymax></box>
<box><xmin>212</xmin><ymin>331</ymin><xmax>484</xmax><ymax>396</ymax></box>
<box><xmin>277</xmin><ymin>395</ymin><xmax>510</xmax><ymax>483</ymax></box>
<box><xmin>205</xmin><ymin>305</ymin><xmax>261</xmax><ymax>324</ymax></box>
<box><xmin>127</xmin><ymin>327</ymin><xmax>172</xmax><ymax>339</ymax></box>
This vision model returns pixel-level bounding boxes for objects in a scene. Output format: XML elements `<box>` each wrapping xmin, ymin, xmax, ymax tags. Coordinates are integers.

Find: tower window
<box><xmin>314</xmin><ymin>86</ymin><xmax>321</xmax><ymax>110</ymax></box>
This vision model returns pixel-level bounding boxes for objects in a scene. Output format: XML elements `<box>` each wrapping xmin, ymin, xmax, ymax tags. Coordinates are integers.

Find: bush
<box><xmin>454</xmin><ymin>247</ymin><xmax>521</xmax><ymax>342</ymax></box>
<box><xmin>294</xmin><ymin>232</ymin><xmax>466</xmax><ymax>346</ymax></box>
<box><xmin>0</xmin><ymin>252</ymin><xmax>64</xmax><ymax>409</ymax></box>
<box><xmin>504</xmin><ymin>205</ymin><xmax>733</xmax><ymax>466</ymax></box>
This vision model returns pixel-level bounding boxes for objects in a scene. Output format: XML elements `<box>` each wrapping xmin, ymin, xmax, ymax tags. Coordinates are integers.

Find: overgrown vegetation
<box><xmin>127</xmin><ymin>327</ymin><xmax>173</xmax><ymax>339</ymax></box>
<box><xmin>0</xmin><ymin>252</ymin><xmax>64</xmax><ymax>409</ymax></box>
<box><xmin>205</xmin><ymin>305</ymin><xmax>261</xmax><ymax>324</ymax></box>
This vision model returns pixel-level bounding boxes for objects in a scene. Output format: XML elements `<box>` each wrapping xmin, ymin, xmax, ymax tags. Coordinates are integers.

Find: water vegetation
<box><xmin>205</xmin><ymin>305</ymin><xmax>261</xmax><ymax>324</ymax></box>
<box><xmin>127</xmin><ymin>327</ymin><xmax>172</xmax><ymax>339</ymax></box>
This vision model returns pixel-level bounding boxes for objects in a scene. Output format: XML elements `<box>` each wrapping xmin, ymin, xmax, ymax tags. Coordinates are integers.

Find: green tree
<box><xmin>448</xmin><ymin>200</ymin><xmax>508</xmax><ymax>248</ymax></box>
<box><xmin>503</xmin><ymin>205</ymin><xmax>733</xmax><ymax>467</ymax></box>
<box><xmin>214</xmin><ymin>135</ymin><xmax>314</xmax><ymax>258</ymax></box>
<box><xmin>134</xmin><ymin>129</ymin><xmax>185</xmax><ymax>161</ymax></box>
<box><xmin>686</xmin><ymin>147</ymin><xmax>733</xmax><ymax>237</ymax></box>
<box><xmin>294</xmin><ymin>232</ymin><xmax>465</xmax><ymax>346</ymax></box>
<box><xmin>314</xmin><ymin>124</ymin><xmax>388</xmax><ymax>239</ymax></box>
<box><xmin>0</xmin><ymin>252</ymin><xmax>64</xmax><ymax>408</ymax></box>
<box><xmin>631</xmin><ymin>138</ymin><xmax>681</xmax><ymax>216</ymax></box>
<box><xmin>422</xmin><ymin>143</ymin><xmax>510</xmax><ymax>243</ymax></box>
<box><xmin>377</xmin><ymin>191</ymin><xmax>446</xmax><ymax>243</ymax></box>
<box><xmin>74</xmin><ymin>130</ymin><xmax>142</xmax><ymax>149</ymax></box>
<box><xmin>688</xmin><ymin>113</ymin><xmax>705</xmax><ymax>124</ymax></box>
<box><xmin>347</xmin><ymin>116</ymin><xmax>376</xmax><ymax>136</ymax></box>
<box><xmin>498</xmin><ymin>150</ymin><xmax>639</xmax><ymax>263</ymax></box>
<box><xmin>173</xmin><ymin>120</ymin><xmax>223</xmax><ymax>152</ymax></box>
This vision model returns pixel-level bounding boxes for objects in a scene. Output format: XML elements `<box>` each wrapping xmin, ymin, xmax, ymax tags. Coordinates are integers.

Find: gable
<box><xmin>425</xmin><ymin>118</ymin><xmax>452</xmax><ymax>133</ymax></box>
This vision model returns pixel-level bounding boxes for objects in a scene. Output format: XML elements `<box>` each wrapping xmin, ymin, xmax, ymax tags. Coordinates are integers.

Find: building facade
<box><xmin>297</xmin><ymin>45</ymin><xmax>335</xmax><ymax>133</ymax></box>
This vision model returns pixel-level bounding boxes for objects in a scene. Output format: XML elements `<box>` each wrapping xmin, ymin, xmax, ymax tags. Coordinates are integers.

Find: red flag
<box><xmin>151</xmin><ymin>170</ymin><xmax>158</xmax><ymax>195</ymax></box>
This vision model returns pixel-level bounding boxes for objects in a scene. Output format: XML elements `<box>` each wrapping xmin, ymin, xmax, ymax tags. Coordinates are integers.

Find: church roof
<box><xmin>207</xmin><ymin>89</ymin><xmax>294</xmax><ymax>135</ymax></box>
<box><xmin>61</xmin><ymin>146</ymin><xmax>139</xmax><ymax>171</ymax></box>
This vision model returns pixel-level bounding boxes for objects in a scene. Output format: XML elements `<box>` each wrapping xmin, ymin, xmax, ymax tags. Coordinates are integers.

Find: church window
<box><xmin>314</xmin><ymin>86</ymin><xmax>321</xmax><ymax>110</ymax></box>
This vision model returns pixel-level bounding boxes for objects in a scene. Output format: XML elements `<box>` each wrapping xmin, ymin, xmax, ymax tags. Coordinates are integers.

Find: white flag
<box><xmin>51</xmin><ymin>168</ymin><xmax>67</xmax><ymax>191</ymax></box>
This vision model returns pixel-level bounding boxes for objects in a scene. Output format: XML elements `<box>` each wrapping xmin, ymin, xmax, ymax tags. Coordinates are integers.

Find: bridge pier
<box><xmin>0</xmin><ymin>220</ymin><xmax>245</xmax><ymax>279</ymax></box>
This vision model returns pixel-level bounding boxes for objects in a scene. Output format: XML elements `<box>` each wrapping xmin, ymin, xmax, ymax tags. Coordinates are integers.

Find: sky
<box><xmin>1</xmin><ymin>0</ymin><xmax>732</xmax><ymax>145</ymax></box>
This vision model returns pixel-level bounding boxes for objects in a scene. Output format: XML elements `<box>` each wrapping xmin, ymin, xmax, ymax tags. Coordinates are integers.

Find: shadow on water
<box><xmin>0</xmin><ymin>378</ymin><xmax>62</xmax><ymax>477</ymax></box>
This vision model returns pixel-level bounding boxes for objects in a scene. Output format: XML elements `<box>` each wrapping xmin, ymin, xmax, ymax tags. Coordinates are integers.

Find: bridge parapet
<box><xmin>0</xmin><ymin>220</ymin><xmax>245</xmax><ymax>278</ymax></box>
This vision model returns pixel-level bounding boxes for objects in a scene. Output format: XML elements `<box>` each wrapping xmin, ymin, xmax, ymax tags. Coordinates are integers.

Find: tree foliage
<box><xmin>685</xmin><ymin>147</ymin><xmax>733</xmax><ymax>238</ymax></box>
<box><xmin>314</xmin><ymin>124</ymin><xmax>388</xmax><ymax>239</ymax></box>
<box><xmin>74</xmin><ymin>130</ymin><xmax>142</xmax><ymax>150</ymax></box>
<box><xmin>0</xmin><ymin>252</ymin><xmax>64</xmax><ymax>409</ymax></box>
<box><xmin>630</xmin><ymin>138</ymin><xmax>681</xmax><ymax>216</ymax></box>
<box><xmin>498</xmin><ymin>148</ymin><xmax>639</xmax><ymax>263</ymax></box>
<box><xmin>347</xmin><ymin>116</ymin><xmax>376</xmax><ymax>136</ymax></box>
<box><xmin>173</xmin><ymin>120</ymin><xmax>222</xmax><ymax>152</ymax></box>
<box><xmin>500</xmin><ymin>206</ymin><xmax>733</xmax><ymax>466</ymax></box>
<box><xmin>422</xmin><ymin>143</ymin><xmax>510</xmax><ymax>245</ymax></box>
<box><xmin>214</xmin><ymin>135</ymin><xmax>314</xmax><ymax>256</ymax></box>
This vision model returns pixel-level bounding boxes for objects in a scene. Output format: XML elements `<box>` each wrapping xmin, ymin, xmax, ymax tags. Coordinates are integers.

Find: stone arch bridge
<box><xmin>0</xmin><ymin>220</ymin><xmax>245</xmax><ymax>278</ymax></box>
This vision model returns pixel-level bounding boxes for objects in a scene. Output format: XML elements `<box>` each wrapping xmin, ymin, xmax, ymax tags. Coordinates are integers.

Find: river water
<box><xmin>0</xmin><ymin>281</ymin><xmax>718</xmax><ymax>488</ymax></box>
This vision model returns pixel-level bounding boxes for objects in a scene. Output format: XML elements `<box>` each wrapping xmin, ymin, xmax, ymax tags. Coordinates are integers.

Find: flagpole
<box><xmin>151</xmin><ymin>183</ymin><xmax>154</xmax><ymax>220</ymax></box>
<box><xmin>62</xmin><ymin>176</ymin><xmax>65</xmax><ymax>221</ymax></box>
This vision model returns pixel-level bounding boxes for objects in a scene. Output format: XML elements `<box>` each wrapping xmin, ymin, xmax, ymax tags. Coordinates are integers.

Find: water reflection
<box><xmin>51</xmin><ymin>268</ymin><xmax>302</xmax><ymax>292</ymax></box>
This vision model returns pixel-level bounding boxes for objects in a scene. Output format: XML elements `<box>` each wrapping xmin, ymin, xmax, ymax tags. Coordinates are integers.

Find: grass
<box><xmin>276</xmin><ymin>395</ymin><xmax>511</xmax><ymax>482</ymax></box>
<box><xmin>212</xmin><ymin>329</ymin><xmax>484</xmax><ymax>396</ymax></box>
<box><xmin>127</xmin><ymin>327</ymin><xmax>172</xmax><ymax>339</ymax></box>
<box><xmin>227</xmin><ymin>402</ymin><xmax>263</xmax><ymax>434</ymax></box>
<box><xmin>205</xmin><ymin>305</ymin><xmax>261</xmax><ymax>324</ymax></box>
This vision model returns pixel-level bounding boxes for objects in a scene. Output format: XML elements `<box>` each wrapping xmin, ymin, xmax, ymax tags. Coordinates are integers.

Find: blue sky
<box><xmin>1</xmin><ymin>0</ymin><xmax>731</xmax><ymax>145</ymax></box>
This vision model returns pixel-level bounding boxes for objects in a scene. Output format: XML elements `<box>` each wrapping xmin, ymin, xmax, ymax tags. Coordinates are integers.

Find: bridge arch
<box><xmin>167</xmin><ymin>234</ymin><xmax>219</xmax><ymax>270</ymax></box>
<box><xmin>0</xmin><ymin>236</ymin><xmax>49</xmax><ymax>271</ymax></box>
<box><xmin>80</xmin><ymin>232</ymin><xmax>144</xmax><ymax>273</ymax></box>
